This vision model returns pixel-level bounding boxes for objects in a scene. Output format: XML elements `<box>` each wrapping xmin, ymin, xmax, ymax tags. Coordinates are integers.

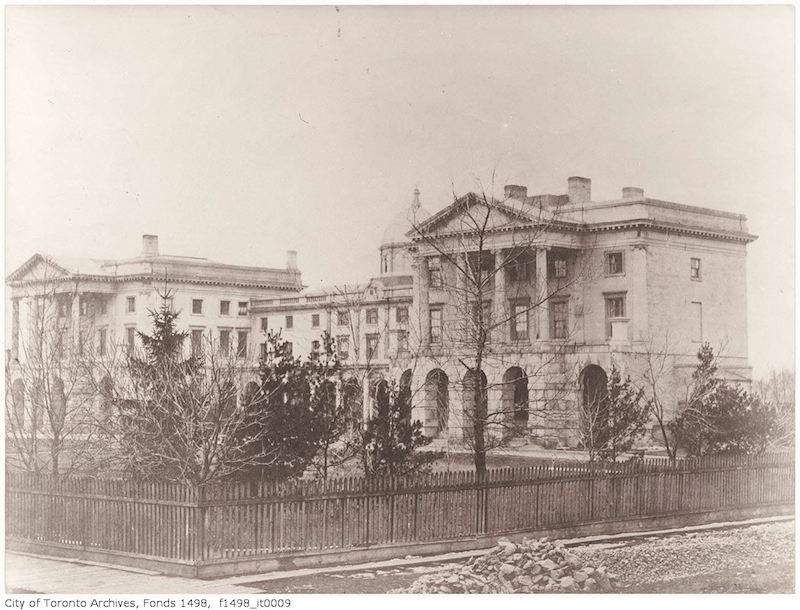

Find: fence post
<box><xmin>194</xmin><ymin>485</ymin><xmax>206</xmax><ymax>564</ymax></box>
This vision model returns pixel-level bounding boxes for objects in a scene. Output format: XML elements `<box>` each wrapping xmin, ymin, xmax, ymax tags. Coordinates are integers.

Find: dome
<box><xmin>381</xmin><ymin>188</ymin><xmax>431</xmax><ymax>247</ymax></box>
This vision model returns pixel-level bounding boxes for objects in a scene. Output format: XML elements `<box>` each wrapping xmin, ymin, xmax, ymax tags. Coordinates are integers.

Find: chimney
<box><xmin>286</xmin><ymin>250</ymin><xmax>298</xmax><ymax>271</ymax></box>
<box><xmin>567</xmin><ymin>176</ymin><xmax>591</xmax><ymax>204</ymax></box>
<box><xmin>141</xmin><ymin>234</ymin><xmax>159</xmax><ymax>258</ymax></box>
<box><xmin>622</xmin><ymin>187</ymin><xmax>645</xmax><ymax>200</ymax></box>
<box><xmin>504</xmin><ymin>184</ymin><xmax>528</xmax><ymax>201</ymax></box>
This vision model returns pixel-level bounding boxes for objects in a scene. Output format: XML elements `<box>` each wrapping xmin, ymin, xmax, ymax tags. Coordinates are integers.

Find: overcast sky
<box><xmin>4</xmin><ymin>5</ymin><xmax>794</xmax><ymax>376</ymax></box>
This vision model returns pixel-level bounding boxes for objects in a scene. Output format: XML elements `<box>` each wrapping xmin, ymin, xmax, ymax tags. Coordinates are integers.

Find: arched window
<box><xmin>424</xmin><ymin>369</ymin><xmax>449</xmax><ymax>437</ymax></box>
<box><xmin>462</xmin><ymin>369</ymin><xmax>487</xmax><ymax>441</ymax></box>
<box><xmin>581</xmin><ymin>364</ymin><xmax>609</xmax><ymax>445</ymax></box>
<box><xmin>399</xmin><ymin>369</ymin><xmax>413</xmax><ymax>425</ymax></box>
<box><xmin>502</xmin><ymin>367</ymin><xmax>529</xmax><ymax>434</ymax></box>
<box><xmin>11</xmin><ymin>379</ymin><xmax>25</xmax><ymax>426</ymax></box>
<box><xmin>342</xmin><ymin>377</ymin><xmax>363</xmax><ymax>431</ymax></box>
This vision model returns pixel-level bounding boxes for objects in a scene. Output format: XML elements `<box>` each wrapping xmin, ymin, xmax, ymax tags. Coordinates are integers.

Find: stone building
<box><xmin>258</xmin><ymin>176</ymin><xmax>756</xmax><ymax>448</ymax></box>
<box><xmin>7</xmin><ymin>176</ymin><xmax>757</xmax><ymax>451</ymax></box>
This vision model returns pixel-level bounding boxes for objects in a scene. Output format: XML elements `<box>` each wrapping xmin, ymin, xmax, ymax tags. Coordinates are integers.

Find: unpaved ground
<box><xmin>251</xmin><ymin>521</ymin><xmax>795</xmax><ymax>594</ymax></box>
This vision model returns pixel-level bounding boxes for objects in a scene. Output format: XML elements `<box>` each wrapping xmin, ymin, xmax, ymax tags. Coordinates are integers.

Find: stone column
<box><xmin>493</xmin><ymin>249</ymin><xmax>506</xmax><ymax>343</ymax></box>
<box><xmin>11</xmin><ymin>298</ymin><xmax>20</xmax><ymax>360</ymax></box>
<box><xmin>630</xmin><ymin>245</ymin><xmax>648</xmax><ymax>341</ymax></box>
<box><xmin>413</xmin><ymin>257</ymin><xmax>430</xmax><ymax>346</ymax></box>
<box><xmin>71</xmin><ymin>292</ymin><xmax>81</xmax><ymax>349</ymax></box>
<box><xmin>536</xmin><ymin>247</ymin><xmax>549</xmax><ymax>341</ymax></box>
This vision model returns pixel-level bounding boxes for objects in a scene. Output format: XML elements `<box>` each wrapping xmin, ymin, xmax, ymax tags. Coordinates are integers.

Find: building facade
<box><xmin>7</xmin><ymin>176</ymin><xmax>756</xmax><ymax>451</ymax></box>
<box><xmin>255</xmin><ymin>176</ymin><xmax>756</xmax><ymax>448</ymax></box>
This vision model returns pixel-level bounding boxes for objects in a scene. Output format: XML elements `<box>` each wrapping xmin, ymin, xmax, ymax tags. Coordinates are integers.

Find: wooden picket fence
<box><xmin>5</xmin><ymin>452</ymin><xmax>794</xmax><ymax>574</ymax></box>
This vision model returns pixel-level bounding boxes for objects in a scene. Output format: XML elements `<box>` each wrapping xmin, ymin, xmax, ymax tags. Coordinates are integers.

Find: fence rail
<box><xmin>6</xmin><ymin>452</ymin><xmax>794</xmax><ymax>572</ymax></box>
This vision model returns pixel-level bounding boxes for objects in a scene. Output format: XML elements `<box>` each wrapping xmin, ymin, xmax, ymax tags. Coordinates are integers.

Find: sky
<box><xmin>4</xmin><ymin>4</ymin><xmax>795</xmax><ymax>377</ymax></box>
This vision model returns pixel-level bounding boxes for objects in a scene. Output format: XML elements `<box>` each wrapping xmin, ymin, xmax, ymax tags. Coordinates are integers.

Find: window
<box><xmin>219</xmin><ymin>330</ymin><xmax>231</xmax><ymax>356</ymax></box>
<box><xmin>550</xmin><ymin>299</ymin><xmax>569</xmax><ymax>339</ymax></box>
<box><xmin>285</xmin><ymin>342</ymin><xmax>293</xmax><ymax>357</ymax></box>
<box><xmin>79</xmin><ymin>298</ymin><xmax>90</xmax><ymax>317</ymax></box>
<box><xmin>691</xmin><ymin>302</ymin><xmax>703</xmax><ymax>341</ymax></box>
<box><xmin>58</xmin><ymin>297</ymin><xmax>71</xmax><ymax>318</ymax></box>
<box><xmin>237</xmin><ymin>331</ymin><xmax>248</xmax><ymax>358</ymax></box>
<box><xmin>507</xmin><ymin>255</ymin><xmax>533</xmax><ymax>283</ymax></box>
<box><xmin>691</xmin><ymin>258</ymin><xmax>702</xmax><ymax>280</ymax></box>
<box><xmin>191</xmin><ymin>329</ymin><xmax>204</xmax><ymax>357</ymax></box>
<box><xmin>554</xmin><ymin>259</ymin><xmax>568</xmax><ymax>279</ymax></box>
<box><xmin>337</xmin><ymin>336</ymin><xmax>350</xmax><ymax>360</ymax></box>
<box><xmin>397</xmin><ymin>330</ymin><xmax>409</xmax><ymax>354</ymax></box>
<box><xmin>366</xmin><ymin>308</ymin><xmax>378</xmax><ymax>324</ymax></box>
<box><xmin>260</xmin><ymin>342</ymin><xmax>268</xmax><ymax>360</ymax></box>
<box><xmin>126</xmin><ymin>297</ymin><xmax>136</xmax><ymax>314</ymax></box>
<box><xmin>238</xmin><ymin>301</ymin><xmax>248</xmax><ymax>316</ymax></box>
<box><xmin>192</xmin><ymin>299</ymin><xmax>203</xmax><ymax>315</ymax></box>
<box><xmin>312</xmin><ymin>313</ymin><xmax>320</xmax><ymax>328</ymax></box>
<box><xmin>165</xmin><ymin>297</ymin><xmax>174</xmax><ymax>312</ymax></box>
<box><xmin>285</xmin><ymin>315</ymin><xmax>293</xmax><ymax>329</ymax></box>
<box><xmin>220</xmin><ymin>300</ymin><xmax>230</xmax><ymax>316</ymax></box>
<box><xmin>605</xmin><ymin>293</ymin><xmax>626</xmax><ymax>338</ymax></box>
<box><xmin>429</xmin><ymin>307</ymin><xmax>442</xmax><ymax>344</ymax></box>
<box><xmin>126</xmin><ymin>327</ymin><xmax>136</xmax><ymax>354</ymax></box>
<box><xmin>337</xmin><ymin>310</ymin><xmax>349</xmax><ymax>326</ymax></box>
<box><xmin>471</xmin><ymin>300</ymin><xmax>492</xmax><ymax>331</ymax></box>
<box><xmin>429</xmin><ymin>260</ymin><xmax>443</xmax><ymax>288</ymax></box>
<box><xmin>396</xmin><ymin>306</ymin><xmax>409</xmax><ymax>324</ymax></box>
<box><xmin>260</xmin><ymin>317</ymin><xmax>268</xmax><ymax>332</ymax></box>
<box><xmin>98</xmin><ymin>298</ymin><xmax>107</xmax><ymax>316</ymax></box>
<box><xmin>311</xmin><ymin>340</ymin><xmax>321</xmax><ymax>355</ymax></box>
<box><xmin>510</xmin><ymin>301</ymin><xmax>529</xmax><ymax>341</ymax></box>
<box><xmin>605</xmin><ymin>252</ymin><xmax>624</xmax><ymax>275</ymax></box>
<box><xmin>366</xmin><ymin>334</ymin><xmax>380</xmax><ymax>360</ymax></box>
<box><xmin>98</xmin><ymin>328</ymin><xmax>107</xmax><ymax>356</ymax></box>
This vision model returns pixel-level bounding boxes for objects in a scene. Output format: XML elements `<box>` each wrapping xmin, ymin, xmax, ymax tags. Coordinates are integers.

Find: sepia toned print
<box><xmin>4</xmin><ymin>4</ymin><xmax>794</xmax><ymax>595</ymax></box>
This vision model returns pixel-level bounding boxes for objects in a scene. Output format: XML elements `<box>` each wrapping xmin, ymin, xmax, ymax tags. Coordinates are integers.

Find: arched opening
<box><xmin>342</xmin><ymin>377</ymin><xmax>363</xmax><ymax>431</ymax></box>
<box><xmin>242</xmin><ymin>381</ymin><xmax>260</xmax><ymax>409</ymax></box>
<box><xmin>424</xmin><ymin>369</ymin><xmax>449</xmax><ymax>437</ymax></box>
<box><xmin>51</xmin><ymin>377</ymin><xmax>66</xmax><ymax>431</ymax></box>
<box><xmin>399</xmin><ymin>369</ymin><xmax>413</xmax><ymax>425</ymax></box>
<box><xmin>581</xmin><ymin>364</ymin><xmax>609</xmax><ymax>447</ymax></box>
<box><xmin>367</xmin><ymin>373</ymin><xmax>387</xmax><ymax>420</ymax></box>
<box><xmin>11</xmin><ymin>379</ymin><xmax>25</xmax><ymax>426</ymax></box>
<box><xmin>502</xmin><ymin>366</ymin><xmax>529</xmax><ymax>434</ymax></box>
<box><xmin>462</xmin><ymin>369</ymin><xmax>488</xmax><ymax>442</ymax></box>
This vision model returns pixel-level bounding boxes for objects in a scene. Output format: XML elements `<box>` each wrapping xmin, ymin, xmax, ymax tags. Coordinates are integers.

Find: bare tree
<box><xmin>754</xmin><ymin>369</ymin><xmax>795</xmax><ymax>448</ymax></box>
<box><xmin>410</xmin><ymin>178</ymin><xmax>592</xmax><ymax>476</ymax></box>
<box><xmin>5</xmin><ymin>262</ymin><xmax>105</xmax><ymax>477</ymax></box>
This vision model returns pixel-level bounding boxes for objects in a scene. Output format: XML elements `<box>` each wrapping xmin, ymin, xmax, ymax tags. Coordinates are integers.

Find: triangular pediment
<box><xmin>7</xmin><ymin>254</ymin><xmax>74</xmax><ymax>284</ymax></box>
<box><xmin>408</xmin><ymin>193</ymin><xmax>537</xmax><ymax>238</ymax></box>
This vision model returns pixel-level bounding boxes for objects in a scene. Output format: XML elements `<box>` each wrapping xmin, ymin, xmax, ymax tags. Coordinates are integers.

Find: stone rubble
<box><xmin>390</xmin><ymin>537</ymin><xmax>618</xmax><ymax>593</ymax></box>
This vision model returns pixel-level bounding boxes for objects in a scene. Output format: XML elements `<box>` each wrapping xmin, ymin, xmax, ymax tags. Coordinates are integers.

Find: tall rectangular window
<box><xmin>550</xmin><ymin>299</ymin><xmax>569</xmax><ymax>339</ymax></box>
<box><xmin>429</xmin><ymin>260</ymin><xmax>443</xmax><ymax>288</ymax></box>
<box><xmin>605</xmin><ymin>293</ymin><xmax>626</xmax><ymax>338</ymax></box>
<box><xmin>554</xmin><ymin>258</ymin><xmax>568</xmax><ymax>279</ymax></box>
<box><xmin>366</xmin><ymin>334</ymin><xmax>379</xmax><ymax>360</ymax></box>
<box><xmin>312</xmin><ymin>313</ymin><xmax>320</xmax><ymax>327</ymax></box>
<box><xmin>98</xmin><ymin>328</ymin><xmax>107</xmax><ymax>356</ymax></box>
<box><xmin>311</xmin><ymin>340</ymin><xmax>321</xmax><ymax>358</ymax></box>
<box><xmin>366</xmin><ymin>308</ymin><xmax>378</xmax><ymax>324</ymax></box>
<box><xmin>510</xmin><ymin>301</ymin><xmax>529</xmax><ymax>341</ymax></box>
<box><xmin>337</xmin><ymin>336</ymin><xmax>350</xmax><ymax>360</ymax></box>
<box><xmin>396</xmin><ymin>306</ymin><xmax>409</xmax><ymax>324</ymax></box>
<box><xmin>691</xmin><ymin>258</ymin><xmax>702</xmax><ymax>280</ymax></box>
<box><xmin>260</xmin><ymin>342</ymin><xmax>268</xmax><ymax>360</ymax></box>
<box><xmin>691</xmin><ymin>301</ymin><xmax>703</xmax><ymax>341</ymax></box>
<box><xmin>429</xmin><ymin>307</ymin><xmax>442</xmax><ymax>344</ymax></box>
<box><xmin>397</xmin><ymin>330</ymin><xmax>409</xmax><ymax>354</ymax></box>
<box><xmin>98</xmin><ymin>297</ymin><xmax>107</xmax><ymax>316</ymax></box>
<box><xmin>126</xmin><ymin>297</ymin><xmax>136</xmax><ymax>314</ymax></box>
<box><xmin>238</xmin><ymin>301</ymin><xmax>248</xmax><ymax>316</ymax></box>
<box><xmin>605</xmin><ymin>252</ymin><xmax>624</xmax><ymax>275</ymax></box>
<box><xmin>126</xmin><ymin>327</ymin><xmax>136</xmax><ymax>354</ymax></box>
<box><xmin>79</xmin><ymin>298</ymin><xmax>90</xmax><ymax>317</ymax></box>
<box><xmin>192</xmin><ymin>299</ymin><xmax>203</xmax><ymax>315</ymax></box>
<box><xmin>219</xmin><ymin>330</ymin><xmax>231</xmax><ymax>356</ymax></box>
<box><xmin>191</xmin><ymin>329</ymin><xmax>204</xmax><ymax>357</ymax></box>
<box><xmin>237</xmin><ymin>331</ymin><xmax>248</xmax><ymax>358</ymax></box>
<box><xmin>337</xmin><ymin>310</ymin><xmax>349</xmax><ymax>326</ymax></box>
<box><xmin>220</xmin><ymin>300</ymin><xmax>230</xmax><ymax>315</ymax></box>
<box><xmin>260</xmin><ymin>317</ymin><xmax>268</xmax><ymax>332</ymax></box>
<box><xmin>285</xmin><ymin>315</ymin><xmax>293</xmax><ymax>329</ymax></box>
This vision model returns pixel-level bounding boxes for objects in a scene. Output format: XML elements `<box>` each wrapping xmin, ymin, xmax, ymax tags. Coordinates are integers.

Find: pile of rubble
<box><xmin>393</xmin><ymin>537</ymin><xmax>618</xmax><ymax>593</ymax></box>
